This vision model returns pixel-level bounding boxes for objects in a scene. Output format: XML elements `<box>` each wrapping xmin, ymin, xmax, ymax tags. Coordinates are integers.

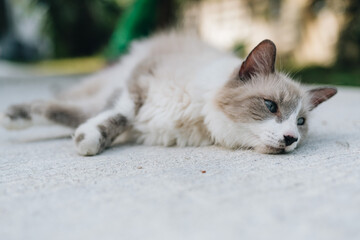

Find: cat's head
<box><xmin>216</xmin><ymin>39</ymin><xmax>337</xmax><ymax>154</ymax></box>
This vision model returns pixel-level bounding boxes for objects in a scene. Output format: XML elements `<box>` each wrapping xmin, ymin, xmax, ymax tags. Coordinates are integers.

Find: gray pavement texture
<box><xmin>0</xmin><ymin>75</ymin><xmax>360</xmax><ymax>240</ymax></box>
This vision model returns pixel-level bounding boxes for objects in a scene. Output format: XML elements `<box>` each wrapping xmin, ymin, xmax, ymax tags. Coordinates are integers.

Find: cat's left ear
<box><xmin>307</xmin><ymin>87</ymin><xmax>337</xmax><ymax>110</ymax></box>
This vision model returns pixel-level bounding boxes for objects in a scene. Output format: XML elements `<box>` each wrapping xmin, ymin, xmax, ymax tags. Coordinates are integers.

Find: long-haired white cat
<box><xmin>1</xmin><ymin>32</ymin><xmax>337</xmax><ymax>155</ymax></box>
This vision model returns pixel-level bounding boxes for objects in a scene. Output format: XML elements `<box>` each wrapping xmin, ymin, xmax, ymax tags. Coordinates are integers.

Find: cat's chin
<box><xmin>255</xmin><ymin>145</ymin><xmax>286</xmax><ymax>154</ymax></box>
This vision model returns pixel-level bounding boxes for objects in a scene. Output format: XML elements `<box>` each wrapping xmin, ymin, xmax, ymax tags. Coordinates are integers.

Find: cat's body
<box><xmin>0</xmin><ymin>32</ymin><xmax>337</xmax><ymax>155</ymax></box>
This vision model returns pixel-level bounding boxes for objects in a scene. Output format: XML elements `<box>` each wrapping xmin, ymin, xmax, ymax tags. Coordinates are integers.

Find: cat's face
<box><xmin>216</xmin><ymin>40</ymin><xmax>336</xmax><ymax>154</ymax></box>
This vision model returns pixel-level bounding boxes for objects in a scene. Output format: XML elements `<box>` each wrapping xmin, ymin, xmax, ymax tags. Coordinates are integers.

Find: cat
<box><xmin>0</xmin><ymin>32</ymin><xmax>337</xmax><ymax>155</ymax></box>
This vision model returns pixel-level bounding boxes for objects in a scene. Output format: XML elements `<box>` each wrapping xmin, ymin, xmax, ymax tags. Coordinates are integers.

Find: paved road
<box><xmin>0</xmin><ymin>76</ymin><xmax>359</xmax><ymax>240</ymax></box>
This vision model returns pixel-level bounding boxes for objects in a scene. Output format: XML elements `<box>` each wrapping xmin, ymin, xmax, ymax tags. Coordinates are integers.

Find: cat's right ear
<box><xmin>307</xmin><ymin>87</ymin><xmax>337</xmax><ymax>111</ymax></box>
<box><xmin>238</xmin><ymin>39</ymin><xmax>277</xmax><ymax>81</ymax></box>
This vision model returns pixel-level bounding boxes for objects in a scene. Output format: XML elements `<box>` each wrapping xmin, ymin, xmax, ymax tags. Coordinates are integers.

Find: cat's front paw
<box><xmin>1</xmin><ymin>104</ymin><xmax>32</xmax><ymax>130</ymax></box>
<box><xmin>74</xmin><ymin>125</ymin><xmax>104</xmax><ymax>156</ymax></box>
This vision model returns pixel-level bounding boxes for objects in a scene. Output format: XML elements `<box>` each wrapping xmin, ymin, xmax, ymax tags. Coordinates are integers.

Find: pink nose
<box><xmin>284</xmin><ymin>135</ymin><xmax>298</xmax><ymax>146</ymax></box>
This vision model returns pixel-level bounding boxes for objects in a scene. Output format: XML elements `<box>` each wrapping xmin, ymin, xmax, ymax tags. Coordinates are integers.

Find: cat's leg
<box><xmin>73</xmin><ymin>110</ymin><xmax>128</xmax><ymax>156</ymax></box>
<box><xmin>0</xmin><ymin>100</ymin><xmax>89</xmax><ymax>130</ymax></box>
<box><xmin>74</xmin><ymin>91</ymin><xmax>135</xmax><ymax>156</ymax></box>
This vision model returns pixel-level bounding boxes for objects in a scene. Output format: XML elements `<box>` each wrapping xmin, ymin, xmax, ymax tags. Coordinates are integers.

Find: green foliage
<box><xmin>294</xmin><ymin>67</ymin><xmax>360</xmax><ymax>87</ymax></box>
<box><xmin>105</xmin><ymin>0</ymin><xmax>157</xmax><ymax>59</ymax></box>
<box><xmin>105</xmin><ymin>0</ymin><xmax>176</xmax><ymax>60</ymax></box>
<box><xmin>233</xmin><ymin>42</ymin><xmax>246</xmax><ymax>59</ymax></box>
<box><xmin>336</xmin><ymin>0</ymin><xmax>360</xmax><ymax>68</ymax></box>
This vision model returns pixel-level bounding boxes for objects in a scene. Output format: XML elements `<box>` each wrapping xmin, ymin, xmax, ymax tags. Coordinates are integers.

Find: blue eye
<box><xmin>264</xmin><ymin>100</ymin><xmax>278</xmax><ymax>113</ymax></box>
<box><xmin>297</xmin><ymin>117</ymin><xmax>305</xmax><ymax>125</ymax></box>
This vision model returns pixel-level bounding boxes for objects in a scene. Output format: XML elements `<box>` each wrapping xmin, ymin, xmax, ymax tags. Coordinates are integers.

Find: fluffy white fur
<box><xmin>78</xmin><ymin>33</ymin><xmax>244</xmax><ymax>151</ymax></box>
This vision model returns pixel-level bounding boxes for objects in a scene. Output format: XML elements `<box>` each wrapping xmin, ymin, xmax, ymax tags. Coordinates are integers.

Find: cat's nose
<box><xmin>284</xmin><ymin>135</ymin><xmax>298</xmax><ymax>146</ymax></box>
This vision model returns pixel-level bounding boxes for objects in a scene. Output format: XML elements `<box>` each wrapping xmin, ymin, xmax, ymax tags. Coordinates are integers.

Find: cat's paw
<box><xmin>0</xmin><ymin>104</ymin><xmax>32</xmax><ymax>130</ymax></box>
<box><xmin>74</xmin><ymin>124</ymin><xmax>103</xmax><ymax>156</ymax></box>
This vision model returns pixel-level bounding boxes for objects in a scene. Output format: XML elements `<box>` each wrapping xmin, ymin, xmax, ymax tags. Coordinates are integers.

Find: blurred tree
<box><xmin>336</xmin><ymin>0</ymin><xmax>360</xmax><ymax>68</ymax></box>
<box><xmin>0</xmin><ymin>0</ymin><xmax>9</xmax><ymax>38</ymax></box>
<box><xmin>37</xmin><ymin>0</ymin><xmax>123</xmax><ymax>58</ymax></box>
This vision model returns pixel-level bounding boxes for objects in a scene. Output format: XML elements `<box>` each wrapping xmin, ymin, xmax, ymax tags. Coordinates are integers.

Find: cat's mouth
<box><xmin>266</xmin><ymin>144</ymin><xmax>298</xmax><ymax>154</ymax></box>
<box><xmin>255</xmin><ymin>144</ymin><xmax>286</xmax><ymax>154</ymax></box>
<box><xmin>264</xmin><ymin>145</ymin><xmax>286</xmax><ymax>154</ymax></box>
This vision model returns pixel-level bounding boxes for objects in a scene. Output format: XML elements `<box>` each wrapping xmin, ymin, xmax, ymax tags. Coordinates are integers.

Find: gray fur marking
<box><xmin>45</xmin><ymin>104</ymin><xmax>86</xmax><ymax>128</ymax></box>
<box><xmin>75</xmin><ymin>133</ymin><xmax>85</xmax><ymax>144</ymax></box>
<box><xmin>96</xmin><ymin>114</ymin><xmax>128</xmax><ymax>152</ymax></box>
<box><xmin>128</xmin><ymin>58</ymin><xmax>154</xmax><ymax>114</ymax></box>
<box><xmin>6</xmin><ymin>104</ymin><xmax>31</xmax><ymax>120</ymax></box>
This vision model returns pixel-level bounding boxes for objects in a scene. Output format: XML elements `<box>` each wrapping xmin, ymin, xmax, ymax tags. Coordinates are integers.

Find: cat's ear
<box><xmin>239</xmin><ymin>39</ymin><xmax>276</xmax><ymax>81</ymax></box>
<box><xmin>307</xmin><ymin>87</ymin><xmax>337</xmax><ymax>110</ymax></box>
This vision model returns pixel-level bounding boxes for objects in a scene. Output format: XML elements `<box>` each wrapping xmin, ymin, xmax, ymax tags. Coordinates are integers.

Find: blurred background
<box><xmin>0</xmin><ymin>0</ymin><xmax>359</xmax><ymax>86</ymax></box>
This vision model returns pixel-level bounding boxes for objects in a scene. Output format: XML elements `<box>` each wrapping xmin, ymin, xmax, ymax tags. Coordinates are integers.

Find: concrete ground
<box><xmin>0</xmin><ymin>72</ymin><xmax>360</xmax><ymax>240</ymax></box>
